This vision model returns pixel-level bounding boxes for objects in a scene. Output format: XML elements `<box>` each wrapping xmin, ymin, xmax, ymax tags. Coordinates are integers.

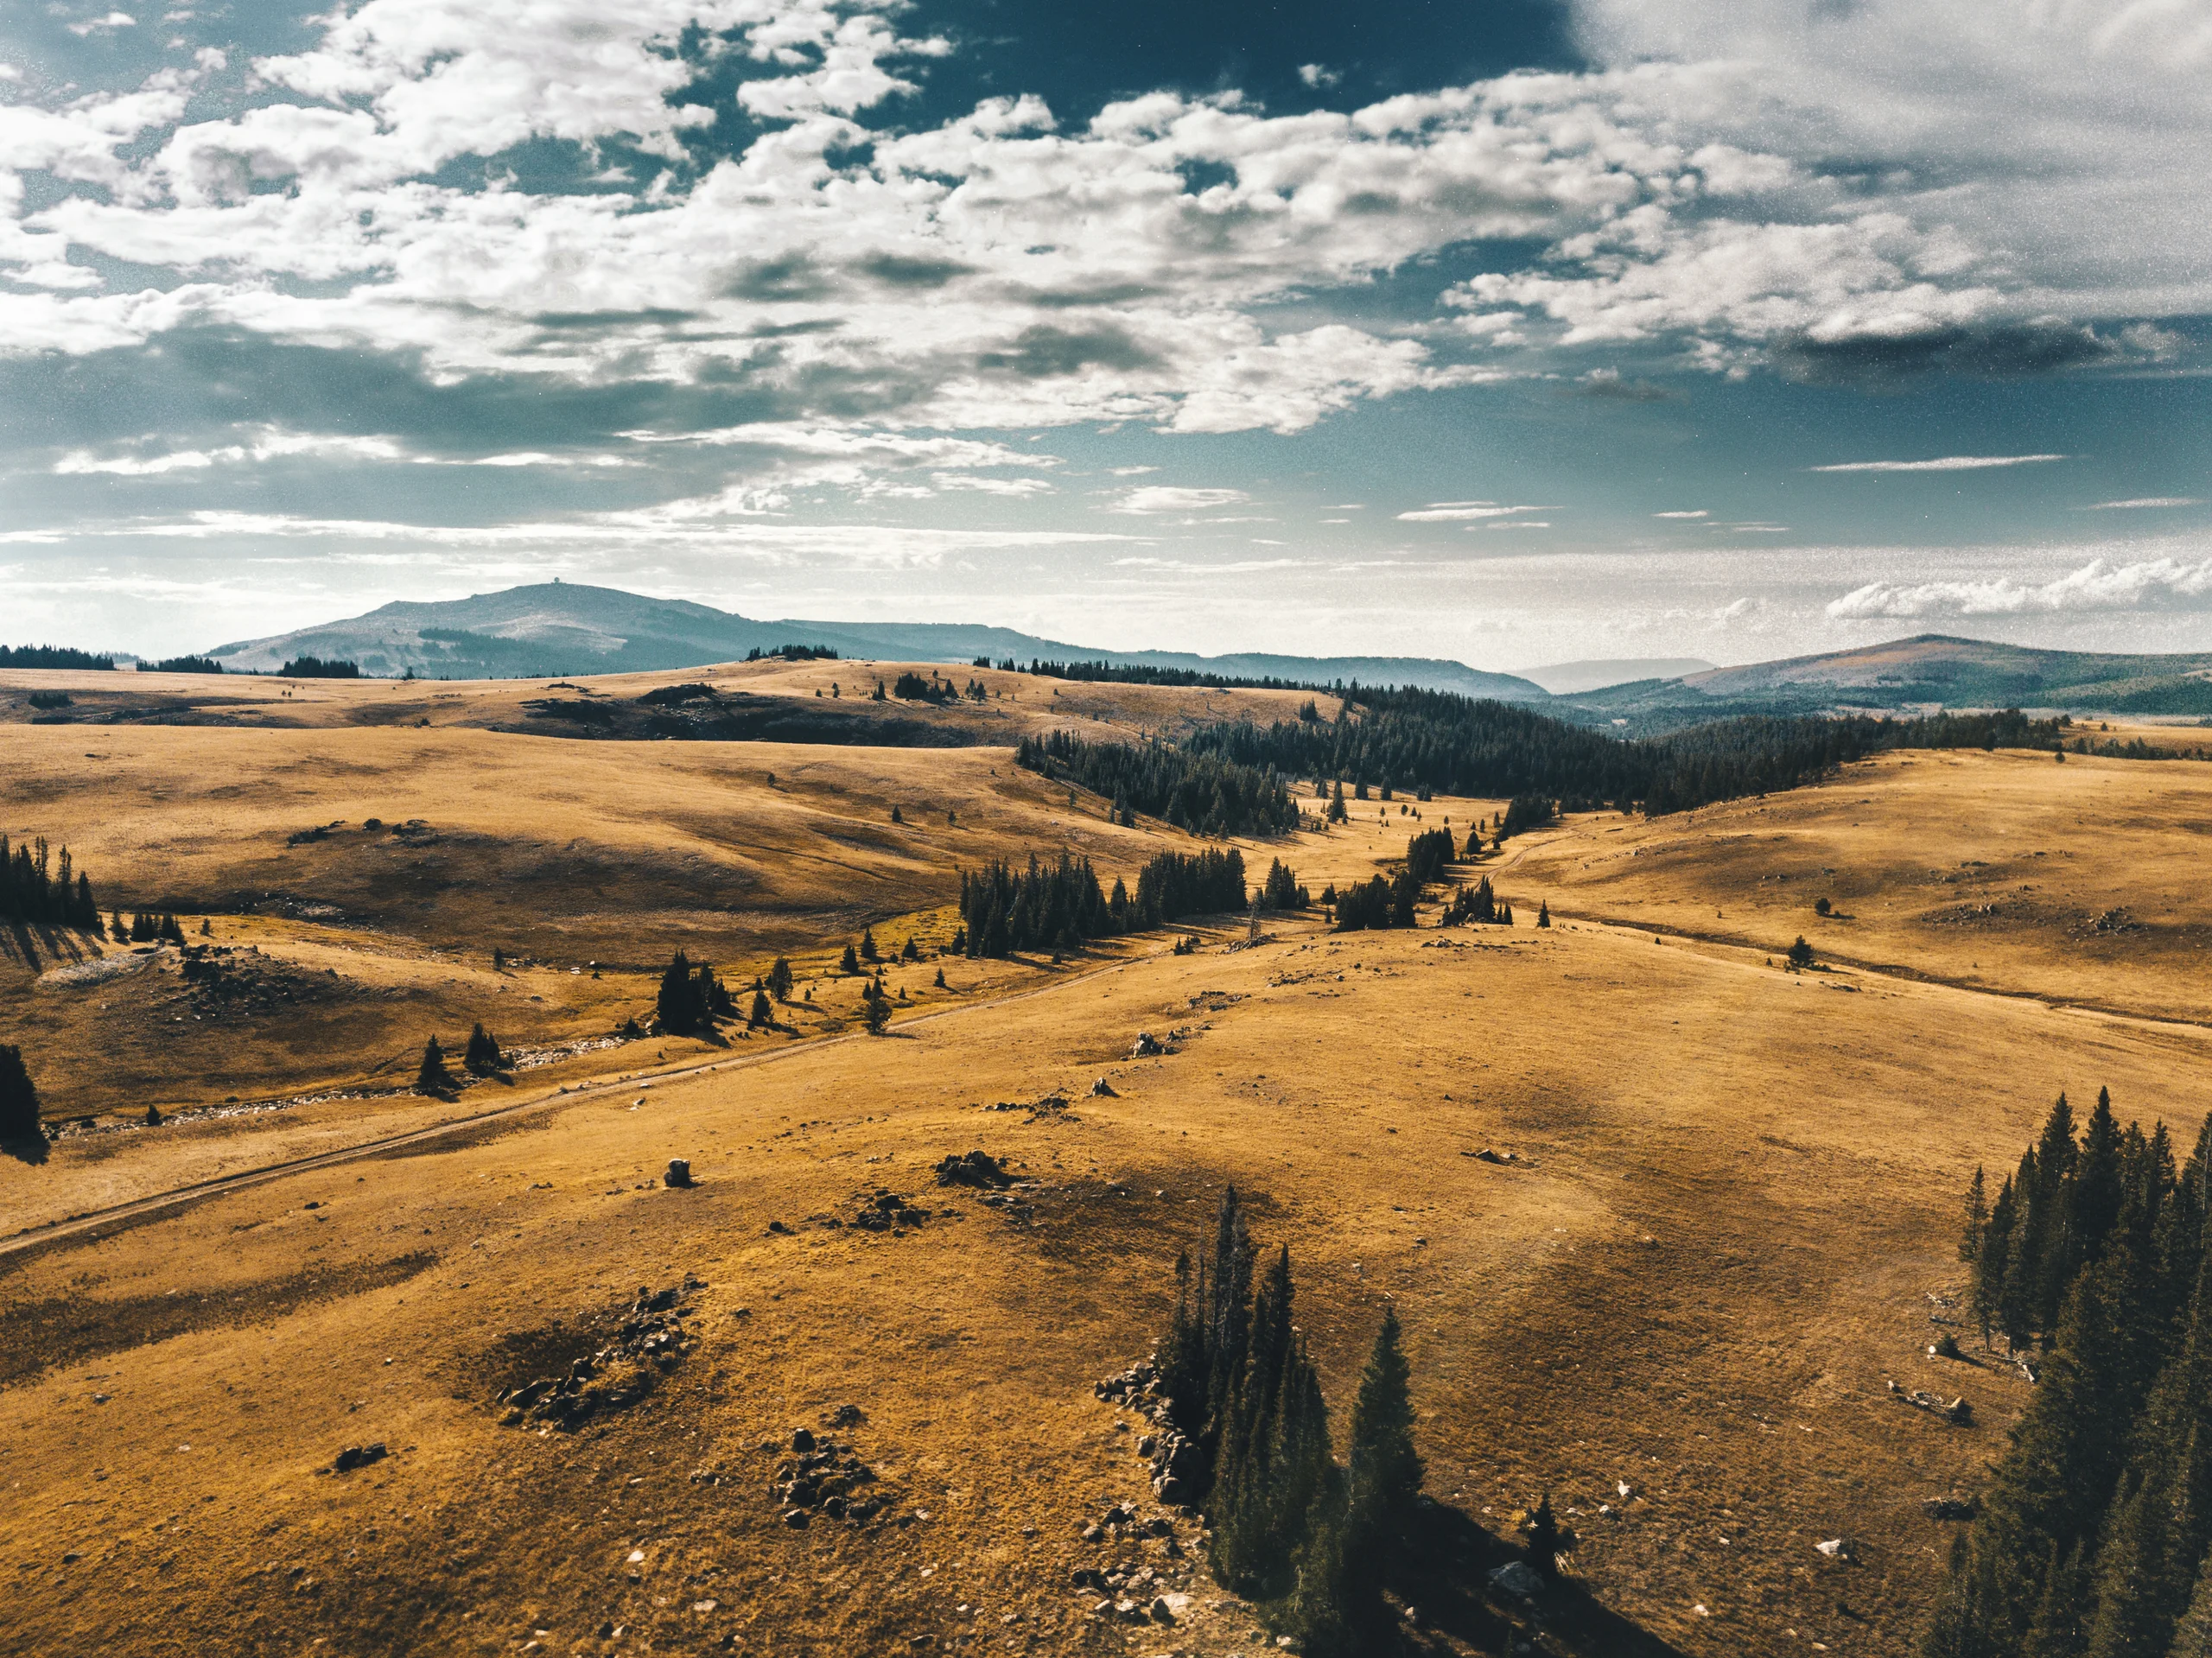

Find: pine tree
<box><xmin>1788</xmin><ymin>935</ymin><xmax>1815</xmax><ymax>969</ymax></box>
<box><xmin>416</xmin><ymin>1037</ymin><xmax>453</xmax><ymax>1095</ymax></box>
<box><xmin>1346</xmin><ymin>1307</ymin><xmax>1423</xmax><ymax>1536</ymax></box>
<box><xmin>766</xmin><ymin>956</ymin><xmax>794</xmax><ymax>1001</ymax></box>
<box><xmin>839</xmin><ymin>943</ymin><xmax>861</xmax><ymax>975</ymax></box>
<box><xmin>462</xmin><ymin>1024</ymin><xmax>505</xmax><ymax>1072</ymax></box>
<box><xmin>748</xmin><ymin>988</ymin><xmax>773</xmax><ymax>1028</ymax></box>
<box><xmin>657</xmin><ymin>950</ymin><xmax>700</xmax><ymax>1034</ymax></box>
<box><xmin>861</xmin><ymin>927</ymin><xmax>880</xmax><ymax>962</ymax></box>
<box><xmin>1961</xmin><ymin>1166</ymin><xmax>1987</xmax><ymax>1263</ymax></box>
<box><xmin>860</xmin><ymin>978</ymin><xmax>892</xmax><ymax>1035</ymax></box>
<box><xmin>1536</xmin><ymin>899</ymin><xmax>1551</xmax><ymax>929</ymax></box>
<box><xmin>0</xmin><ymin>1044</ymin><xmax>41</xmax><ymax>1142</ymax></box>
<box><xmin>932</xmin><ymin>966</ymin><xmax>946</xmax><ymax>988</ymax></box>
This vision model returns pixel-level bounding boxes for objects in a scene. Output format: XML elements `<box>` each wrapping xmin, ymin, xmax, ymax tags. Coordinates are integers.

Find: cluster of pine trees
<box><xmin>1439</xmin><ymin>876</ymin><xmax>1513</xmax><ymax>927</ymax></box>
<box><xmin>891</xmin><ymin>670</ymin><xmax>957</xmax><ymax>702</ymax></box>
<box><xmin>957</xmin><ymin>848</ymin><xmax>1252</xmax><ymax>958</ymax></box>
<box><xmin>1929</xmin><ymin>1089</ymin><xmax>2212</xmax><ymax>1656</ymax></box>
<box><xmin>1157</xmin><ymin>1191</ymin><xmax>1426</xmax><ymax>1653</ymax></box>
<box><xmin>653</xmin><ymin>950</ymin><xmax>734</xmax><ymax>1035</ymax></box>
<box><xmin>147</xmin><ymin>655</ymin><xmax>224</xmax><ymax>674</ymax></box>
<box><xmin>0</xmin><ymin>836</ymin><xmax>99</xmax><ymax>928</ymax></box>
<box><xmin>1014</xmin><ymin>731</ymin><xmax>1298</xmax><ymax>837</ymax></box>
<box><xmin>115</xmin><ymin>912</ymin><xmax>188</xmax><ymax>944</ymax></box>
<box><xmin>279</xmin><ymin>656</ymin><xmax>360</xmax><ymax>678</ymax></box>
<box><xmin>1257</xmin><ymin>858</ymin><xmax>1307</xmax><ymax>910</ymax></box>
<box><xmin>745</xmin><ymin>644</ymin><xmax>838</xmax><ymax>661</ymax></box>
<box><xmin>1332</xmin><ymin>829</ymin><xmax>1458</xmax><ymax>933</ymax></box>
<box><xmin>0</xmin><ymin>645</ymin><xmax>112</xmax><ymax>670</ymax></box>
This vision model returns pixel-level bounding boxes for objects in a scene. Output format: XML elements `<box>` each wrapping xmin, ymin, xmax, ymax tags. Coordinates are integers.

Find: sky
<box><xmin>2</xmin><ymin>0</ymin><xmax>2209</xmax><ymax>670</ymax></box>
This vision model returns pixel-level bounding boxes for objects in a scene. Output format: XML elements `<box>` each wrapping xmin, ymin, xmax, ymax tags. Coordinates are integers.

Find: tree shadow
<box><xmin>1</xmin><ymin>1132</ymin><xmax>51</xmax><ymax>1167</ymax></box>
<box><xmin>1392</xmin><ymin>1503</ymin><xmax>1691</xmax><ymax>1658</ymax></box>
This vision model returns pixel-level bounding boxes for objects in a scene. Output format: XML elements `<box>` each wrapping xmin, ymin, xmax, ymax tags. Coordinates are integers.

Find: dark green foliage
<box><xmin>416</xmin><ymin>1037</ymin><xmax>453</xmax><ymax>1095</ymax></box>
<box><xmin>1326</xmin><ymin>781</ymin><xmax>1347</xmax><ymax>823</ymax></box>
<box><xmin>1934</xmin><ymin>1096</ymin><xmax>2212</xmax><ymax>1658</ymax></box>
<box><xmin>1258</xmin><ymin>858</ymin><xmax>1306</xmax><ymax>910</ymax></box>
<box><xmin>745</xmin><ymin>643</ymin><xmax>837</xmax><ymax>661</ymax></box>
<box><xmin>1537</xmin><ymin>899</ymin><xmax>1551</xmax><ymax>928</ymax></box>
<box><xmin>27</xmin><ymin>690</ymin><xmax>70</xmax><ymax>709</ymax></box>
<box><xmin>1154</xmin><ymin>1194</ymin><xmax>1421</xmax><ymax>1648</ymax></box>
<box><xmin>899</xmin><ymin>936</ymin><xmax>920</xmax><ymax>962</ymax></box>
<box><xmin>1179</xmin><ymin>683</ymin><xmax>2065</xmax><ymax>817</ymax></box>
<box><xmin>1787</xmin><ymin>935</ymin><xmax>1815</xmax><ymax>969</ymax></box>
<box><xmin>860</xmin><ymin>927</ymin><xmax>880</xmax><ymax>962</ymax></box>
<box><xmin>653</xmin><ymin>950</ymin><xmax>731</xmax><ymax>1035</ymax></box>
<box><xmin>0</xmin><ymin>836</ymin><xmax>101</xmax><ymax>929</ymax></box>
<box><xmin>1134</xmin><ymin>848</ymin><xmax>1246</xmax><ymax>925</ymax></box>
<box><xmin>0</xmin><ymin>1044</ymin><xmax>41</xmax><ymax>1142</ymax></box>
<box><xmin>839</xmin><ymin>943</ymin><xmax>861</xmax><ymax>975</ymax></box>
<box><xmin>1961</xmin><ymin>1166</ymin><xmax>1986</xmax><ymax>1263</ymax></box>
<box><xmin>1332</xmin><ymin>875</ymin><xmax>1394</xmax><ymax>932</ymax></box>
<box><xmin>1020</xmin><ymin>658</ymin><xmax>1316</xmax><ymax>691</ymax></box>
<box><xmin>748</xmin><ymin>988</ymin><xmax>773</xmax><ymax>1027</ymax></box>
<box><xmin>860</xmin><ymin>978</ymin><xmax>892</xmax><ymax>1034</ymax></box>
<box><xmin>0</xmin><ymin>644</ymin><xmax>112</xmax><ymax>670</ymax></box>
<box><xmin>892</xmin><ymin>670</ymin><xmax>955</xmax><ymax>702</ymax></box>
<box><xmin>931</xmin><ymin>966</ymin><xmax>945</xmax><ymax>988</ymax></box>
<box><xmin>278</xmin><ymin>655</ymin><xmax>360</xmax><ymax>678</ymax></box>
<box><xmin>766</xmin><ymin>956</ymin><xmax>794</xmax><ymax>1000</ymax></box>
<box><xmin>461</xmin><ymin>1024</ymin><xmax>505</xmax><ymax>1073</ymax></box>
<box><xmin>1346</xmin><ymin>1308</ymin><xmax>1423</xmax><ymax>1535</ymax></box>
<box><xmin>1498</xmin><ymin>794</ymin><xmax>1557</xmax><ymax>838</ymax></box>
<box><xmin>147</xmin><ymin>655</ymin><xmax>225</xmax><ymax>674</ymax></box>
<box><xmin>1015</xmin><ymin>731</ymin><xmax>1297</xmax><ymax>837</ymax></box>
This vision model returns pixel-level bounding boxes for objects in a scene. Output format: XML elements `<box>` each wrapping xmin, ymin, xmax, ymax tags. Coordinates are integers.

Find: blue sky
<box><xmin>2</xmin><ymin>0</ymin><xmax>2209</xmax><ymax>668</ymax></box>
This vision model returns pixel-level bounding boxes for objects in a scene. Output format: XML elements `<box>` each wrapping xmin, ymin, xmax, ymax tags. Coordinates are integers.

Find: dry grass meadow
<box><xmin>5</xmin><ymin>664</ymin><xmax>2211</xmax><ymax>1658</ymax></box>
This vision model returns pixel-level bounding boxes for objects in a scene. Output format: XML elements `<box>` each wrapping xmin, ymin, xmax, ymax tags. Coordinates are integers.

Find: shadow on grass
<box><xmin>1393</xmin><ymin>1504</ymin><xmax>1690</xmax><ymax>1658</ymax></box>
<box><xmin>0</xmin><ymin>1132</ymin><xmax>50</xmax><ymax>1167</ymax></box>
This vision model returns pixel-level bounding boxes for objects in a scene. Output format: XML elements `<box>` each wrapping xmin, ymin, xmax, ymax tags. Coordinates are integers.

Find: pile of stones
<box><xmin>497</xmin><ymin>1280</ymin><xmax>699</xmax><ymax>1432</ymax></box>
<box><xmin>767</xmin><ymin>1426</ymin><xmax>893</xmax><ymax>1528</ymax></box>
<box><xmin>933</xmin><ymin>1150</ymin><xmax>1014</xmax><ymax>1188</ymax></box>
<box><xmin>1096</xmin><ymin>1359</ymin><xmax>1203</xmax><ymax>1505</ymax></box>
<box><xmin>1071</xmin><ymin>1503</ymin><xmax>1190</xmax><ymax>1625</ymax></box>
<box><xmin>849</xmin><ymin>1190</ymin><xmax>932</xmax><ymax>1232</ymax></box>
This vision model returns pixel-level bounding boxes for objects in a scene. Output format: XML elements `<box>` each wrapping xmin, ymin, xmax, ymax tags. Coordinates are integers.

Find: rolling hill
<box><xmin>1557</xmin><ymin>633</ymin><xmax>2212</xmax><ymax>731</ymax></box>
<box><xmin>206</xmin><ymin>582</ymin><xmax>1549</xmax><ymax>700</ymax></box>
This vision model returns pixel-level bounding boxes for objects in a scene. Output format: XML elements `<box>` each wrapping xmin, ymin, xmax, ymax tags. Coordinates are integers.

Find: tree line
<box><xmin>1015</xmin><ymin>731</ymin><xmax>1298</xmax><ymax>838</ymax></box>
<box><xmin>1</xmin><ymin>645</ymin><xmax>114</xmax><ymax>670</ymax></box>
<box><xmin>1175</xmin><ymin>689</ymin><xmax>2067</xmax><ymax>817</ymax></box>
<box><xmin>1930</xmin><ymin>1089</ymin><xmax>2212</xmax><ymax>1656</ymax></box>
<box><xmin>1007</xmin><ymin>657</ymin><xmax>1320</xmax><ymax>692</ymax></box>
<box><xmin>957</xmin><ymin>847</ymin><xmax>1255</xmax><ymax>958</ymax></box>
<box><xmin>0</xmin><ymin>836</ymin><xmax>99</xmax><ymax>929</ymax></box>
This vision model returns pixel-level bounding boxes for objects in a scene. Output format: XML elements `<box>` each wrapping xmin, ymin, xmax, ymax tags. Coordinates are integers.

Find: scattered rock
<box><xmin>850</xmin><ymin>1190</ymin><xmax>932</xmax><ymax>1232</ymax></box>
<box><xmin>495</xmin><ymin>1280</ymin><xmax>700</xmax><ymax>1432</ymax></box>
<box><xmin>664</xmin><ymin>1159</ymin><xmax>694</xmax><ymax>1189</ymax></box>
<box><xmin>1090</xmin><ymin>1078</ymin><xmax>1118</xmax><ymax>1097</ymax></box>
<box><xmin>332</xmin><ymin>1443</ymin><xmax>387</xmax><ymax>1474</ymax></box>
<box><xmin>1924</xmin><ymin>1496</ymin><xmax>1980</xmax><ymax>1521</ymax></box>
<box><xmin>1889</xmin><ymin>1381</ymin><xmax>1974</xmax><ymax>1425</ymax></box>
<box><xmin>768</xmin><ymin>1429</ymin><xmax>893</xmax><ymax>1526</ymax></box>
<box><xmin>1129</xmin><ymin>1032</ymin><xmax>1169</xmax><ymax>1058</ymax></box>
<box><xmin>1488</xmin><ymin>1560</ymin><xmax>1546</xmax><ymax>1598</ymax></box>
<box><xmin>933</xmin><ymin>1151</ymin><xmax>1014</xmax><ymax>1189</ymax></box>
<box><xmin>823</xmin><ymin>1403</ymin><xmax>866</xmax><ymax>1429</ymax></box>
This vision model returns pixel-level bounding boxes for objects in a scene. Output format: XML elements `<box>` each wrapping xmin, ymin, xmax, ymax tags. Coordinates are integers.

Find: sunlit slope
<box><xmin>3</xmin><ymin>896</ymin><xmax>2201</xmax><ymax>1657</ymax></box>
<box><xmin>1503</xmin><ymin>744</ymin><xmax>2212</xmax><ymax>1024</ymax></box>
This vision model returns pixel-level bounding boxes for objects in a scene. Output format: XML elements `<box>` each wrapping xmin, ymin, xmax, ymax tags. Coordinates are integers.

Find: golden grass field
<box><xmin>4</xmin><ymin>666</ymin><xmax>2209</xmax><ymax>1658</ymax></box>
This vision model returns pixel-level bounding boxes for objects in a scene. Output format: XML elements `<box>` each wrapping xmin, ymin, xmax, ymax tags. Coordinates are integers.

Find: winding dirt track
<box><xmin>0</xmin><ymin>949</ymin><xmax>1153</xmax><ymax>1261</ymax></box>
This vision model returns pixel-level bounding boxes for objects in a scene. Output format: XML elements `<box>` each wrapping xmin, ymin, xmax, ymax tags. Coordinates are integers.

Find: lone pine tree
<box><xmin>416</xmin><ymin>1037</ymin><xmax>454</xmax><ymax>1095</ymax></box>
<box><xmin>766</xmin><ymin>956</ymin><xmax>794</xmax><ymax>1000</ymax></box>
<box><xmin>0</xmin><ymin>1044</ymin><xmax>41</xmax><ymax>1142</ymax></box>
